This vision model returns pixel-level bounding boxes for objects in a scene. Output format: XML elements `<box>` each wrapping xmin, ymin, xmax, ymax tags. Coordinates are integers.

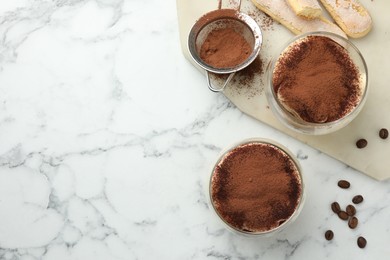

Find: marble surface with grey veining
<box><xmin>0</xmin><ymin>0</ymin><xmax>389</xmax><ymax>259</ymax></box>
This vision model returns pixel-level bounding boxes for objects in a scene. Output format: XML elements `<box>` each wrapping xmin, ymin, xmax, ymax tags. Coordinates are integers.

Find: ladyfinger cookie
<box><xmin>287</xmin><ymin>0</ymin><xmax>322</xmax><ymax>19</ymax></box>
<box><xmin>319</xmin><ymin>0</ymin><xmax>372</xmax><ymax>38</ymax></box>
<box><xmin>250</xmin><ymin>0</ymin><xmax>346</xmax><ymax>38</ymax></box>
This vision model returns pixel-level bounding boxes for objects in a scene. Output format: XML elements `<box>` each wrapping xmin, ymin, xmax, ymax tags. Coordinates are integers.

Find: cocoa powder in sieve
<box><xmin>211</xmin><ymin>142</ymin><xmax>302</xmax><ymax>233</ymax></box>
<box><xmin>200</xmin><ymin>27</ymin><xmax>251</xmax><ymax>68</ymax></box>
<box><xmin>273</xmin><ymin>35</ymin><xmax>361</xmax><ymax>123</ymax></box>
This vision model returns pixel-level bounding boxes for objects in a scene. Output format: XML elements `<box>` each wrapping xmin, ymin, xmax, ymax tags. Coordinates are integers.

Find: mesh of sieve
<box><xmin>188</xmin><ymin>8</ymin><xmax>262</xmax><ymax>92</ymax></box>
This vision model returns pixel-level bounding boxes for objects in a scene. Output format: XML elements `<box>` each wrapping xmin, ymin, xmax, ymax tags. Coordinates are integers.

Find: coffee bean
<box><xmin>357</xmin><ymin>236</ymin><xmax>367</xmax><ymax>248</ymax></box>
<box><xmin>338</xmin><ymin>180</ymin><xmax>350</xmax><ymax>189</ymax></box>
<box><xmin>331</xmin><ymin>202</ymin><xmax>341</xmax><ymax>214</ymax></box>
<box><xmin>338</xmin><ymin>211</ymin><xmax>349</xmax><ymax>220</ymax></box>
<box><xmin>346</xmin><ymin>204</ymin><xmax>356</xmax><ymax>216</ymax></box>
<box><xmin>325</xmin><ymin>230</ymin><xmax>334</xmax><ymax>240</ymax></box>
<box><xmin>356</xmin><ymin>139</ymin><xmax>367</xmax><ymax>149</ymax></box>
<box><xmin>352</xmin><ymin>195</ymin><xmax>364</xmax><ymax>204</ymax></box>
<box><xmin>348</xmin><ymin>216</ymin><xmax>358</xmax><ymax>229</ymax></box>
<box><xmin>379</xmin><ymin>128</ymin><xmax>389</xmax><ymax>139</ymax></box>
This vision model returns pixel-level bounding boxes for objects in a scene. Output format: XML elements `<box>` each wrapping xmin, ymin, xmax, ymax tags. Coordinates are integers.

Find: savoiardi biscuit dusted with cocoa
<box><xmin>250</xmin><ymin>0</ymin><xmax>346</xmax><ymax>38</ymax></box>
<box><xmin>319</xmin><ymin>0</ymin><xmax>372</xmax><ymax>38</ymax></box>
<box><xmin>286</xmin><ymin>0</ymin><xmax>323</xmax><ymax>19</ymax></box>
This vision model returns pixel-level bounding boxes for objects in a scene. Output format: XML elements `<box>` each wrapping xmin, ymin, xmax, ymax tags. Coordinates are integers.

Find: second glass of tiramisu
<box><xmin>267</xmin><ymin>31</ymin><xmax>368</xmax><ymax>135</ymax></box>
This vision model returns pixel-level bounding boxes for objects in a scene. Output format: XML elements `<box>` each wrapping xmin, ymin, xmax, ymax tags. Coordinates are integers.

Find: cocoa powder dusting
<box><xmin>273</xmin><ymin>36</ymin><xmax>361</xmax><ymax>123</ymax></box>
<box><xmin>212</xmin><ymin>55</ymin><xmax>264</xmax><ymax>97</ymax></box>
<box><xmin>234</xmin><ymin>55</ymin><xmax>263</xmax><ymax>86</ymax></box>
<box><xmin>247</xmin><ymin>10</ymin><xmax>275</xmax><ymax>31</ymax></box>
<box><xmin>200</xmin><ymin>27</ymin><xmax>251</xmax><ymax>68</ymax></box>
<box><xmin>211</xmin><ymin>142</ymin><xmax>302</xmax><ymax>233</ymax></box>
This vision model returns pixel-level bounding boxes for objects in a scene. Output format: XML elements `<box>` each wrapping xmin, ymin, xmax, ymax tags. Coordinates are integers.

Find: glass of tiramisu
<box><xmin>209</xmin><ymin>139</ymin><xmax>305</xmax><ymax>236</ymax></box>
<box><xmin>266</xmin><ymin>31</ymin><xmax>368</xmax><ymax>135</ymax></box>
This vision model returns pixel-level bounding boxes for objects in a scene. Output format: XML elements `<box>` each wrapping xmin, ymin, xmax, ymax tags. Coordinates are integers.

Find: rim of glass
<box><xmin>208</xmin><ymin>138</ymin><xmax>305</xmax><ymax>236</ymax></box>
<box><xmin>268</xmin><ymin>31</ymin><xmax>369</xmax><ymax>128</ymax></box>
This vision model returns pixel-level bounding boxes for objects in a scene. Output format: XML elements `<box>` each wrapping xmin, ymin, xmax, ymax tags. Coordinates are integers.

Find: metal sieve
<box><xmin>188</xmin><ymin>3</ymin><xmax>262</xmax><ymax>92</ymax></box>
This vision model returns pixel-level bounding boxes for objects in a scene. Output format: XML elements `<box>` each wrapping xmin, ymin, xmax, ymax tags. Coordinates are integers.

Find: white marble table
<box><xmin>0</xmin><ymin>0</ymin><xmax>389</xmax><ymax>259</ymax></box>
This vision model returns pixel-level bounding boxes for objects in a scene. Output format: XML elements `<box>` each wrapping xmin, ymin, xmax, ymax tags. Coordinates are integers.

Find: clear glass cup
<box><xmin>266</xmin><ymin>31</ymin><xmax>368</xmax><ymax>135</ymax></box>
<box><xmin>209</xmin><ymin>138</ymin><xmax>305</xmax><ymax>237</ymax></box>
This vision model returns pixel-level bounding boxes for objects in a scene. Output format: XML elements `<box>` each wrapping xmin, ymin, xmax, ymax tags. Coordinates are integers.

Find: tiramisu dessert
<box><xmin>210</xmin><ymin>141</ymin><xmax>303</xmax><ymax>234</ymax></box>
<box><xmin>272</xmin><ymin>34</ymin><xmax>363</xmax><ymax>124</ymax></box>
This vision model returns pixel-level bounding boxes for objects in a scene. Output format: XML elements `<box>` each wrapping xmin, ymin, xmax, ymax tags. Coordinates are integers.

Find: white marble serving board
<box><xmin>177</xmin><ymin>0</ymin><xmax>390</xmax><ymax>180</ymax></box>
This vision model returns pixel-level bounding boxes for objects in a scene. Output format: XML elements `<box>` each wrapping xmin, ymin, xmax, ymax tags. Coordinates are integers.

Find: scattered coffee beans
<box><xmin>346</xmin><ymin>205</ymin><xmax>356</xmax><ymax>216</ymax></box>
<box><xmin>325</xmin><ymin>230</ymin><xmax>334</xmax><ymax>240</ymax></box>
<box><xmin>338</xmin><ymin>211</ymin><xmax>349</xmax><ymax>220</ymax></box>
<box><xmin>348</xmin><ymin>216</ymin><xmax>358</xmax><ymax>229</ymax></box>
<box><xmin>357</xmin><ymin>236</ymin><xmax>367</xmax><ymax>248</ymax></box>
<box><xmin>356</xmin><ymin>139</ymin><xmax>368</xmax><ymax>149</ymax></box>
<box><xmin>352</xmin><ymin>195</ymin><xmax>364</xmax><ymax>204</ymax></box>
<box><xmin>379</xmin><ymin>128</ymin><xmax>389</xmax><ymax>139</ymax></box>
<box><xmin>327</xmin><ymin>181</ymin><xmax>367</xmax><ymax>248</ymax></box>
<box><xmin>331</xmin><ymin>202</ymin><xmax>341</xmax><ymax>214</ymax></box>
<box><xmin>354</xmin><ymin>128</ymin><xmax>388</xmax><ymax>150</ymax></box>
<box><xmin>338</xmin><ymin>180</ymin><xmax>350</xmax><ymax>189</ymax></box>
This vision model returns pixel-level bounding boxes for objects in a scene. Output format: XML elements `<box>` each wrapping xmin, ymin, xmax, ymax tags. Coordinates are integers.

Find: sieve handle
<box><xmin>206</xmin><ymin>71</ymin><xmax>235</xmax><ymax>92</ymax></box>
<box><xmin>219</xmin><ymin>0</ymin><xmax>241</xmax><ymax>10</ymax></box>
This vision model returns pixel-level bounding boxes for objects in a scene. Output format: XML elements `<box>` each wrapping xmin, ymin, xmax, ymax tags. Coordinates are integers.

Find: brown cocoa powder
<box><xmin>212</xmin><ymin>55</ymin><xmax>264</xmax><ymax>97</ymax></box>
<box><xmin>234</xmin><ymin>55</ymin><xmax>263</xmax><ymax>86</ymax></box>
<box><xmin>273</xmin><ymin>35</ymin><xmax>361</xmax><ymax>123</ymax></box>
<box><xmin>211</xmin><ymin>142</ymin><xmax>302</xmax><ymax>233</ymax></box>
<box><xmin>233</xmin><ymin>55</ymin><xmax>264</xmax><ymax>97</ymax></box>
<box><xmin>200</xmin><ymin>27</ymin><xmax>251</xmax><ymax>68</ymax></box>
<box><xmin>247</xmin><ymin>10</ymin><xmax>275</xmax><ymax>31</ymax></box>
